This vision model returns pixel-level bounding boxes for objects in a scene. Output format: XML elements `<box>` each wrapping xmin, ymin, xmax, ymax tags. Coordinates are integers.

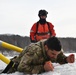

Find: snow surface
<box><xmin>0</xmin><ymin>53</ymin><xmax>76</xmax><ymax>75</ymax></box>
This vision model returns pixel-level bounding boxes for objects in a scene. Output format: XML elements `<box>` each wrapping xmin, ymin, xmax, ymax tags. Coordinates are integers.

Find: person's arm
<box><xmin>56</xmin><ymin>52</ymin><xmax>75</xmax><ymax>64</ymax></box>
<box><xmin>49</xmin><ymin>23</ymin><xmax>56</xmax><ymax>36</ymax></box>
<box><xmin>30</xmin><ymin>23</ymin><xmax>37</xmax><ymax>43</ymax></box>
<box><xmin>57</xmin><ymin>52</ymin><xmax>67</xmax><ymax>64</ymax></box>
<box><xmin>17</xmin><ymin>46</ymin><xmax>45</xmax><ymax>74</ymax></box>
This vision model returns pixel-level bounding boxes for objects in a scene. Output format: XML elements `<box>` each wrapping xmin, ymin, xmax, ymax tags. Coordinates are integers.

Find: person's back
<box><xmin>30</xmin><ymin>9</ymin><xmax>56</xmax><ymax>43</ymax></box>
<box><xmin>5</xmin><ymin>37</ymin><xmax>75</xmax><ymax>74</ymax></box>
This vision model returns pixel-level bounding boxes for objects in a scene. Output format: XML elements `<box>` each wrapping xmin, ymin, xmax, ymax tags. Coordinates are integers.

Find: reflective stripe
<box><xmin>35</xmin><ymin>23</ymin><xmax>51</xmax><ymax>41</ymax></box>
<box><xmin>36</xmin><ymin>32</ymin><xmax>50</xmax><ymax>35</ymax></box>
<box><xmin>30</xmin><ymin>30</ymin><xmax>34</xmax><ymax>32</ymax></box>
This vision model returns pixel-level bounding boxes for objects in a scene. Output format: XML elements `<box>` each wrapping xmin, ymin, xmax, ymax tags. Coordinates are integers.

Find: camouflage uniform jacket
<box><xmin>9</xmin><ymin>40</ymin><xmax>67</xmax><ymax>74</ymax></box>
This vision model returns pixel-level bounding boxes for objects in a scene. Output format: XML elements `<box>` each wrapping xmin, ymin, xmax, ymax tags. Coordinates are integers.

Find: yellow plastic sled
<box><xmin>0</xmin><ymin>40</ymin><xmax>23</xmax><ymax>52</ymax></box>
<box><xmin>0</xmin><ymin>40</ymin><xmax>23</xmax><ymax>64</ymax></box>
<box><xmin>0</xmin><ymin>40</ymin><xmax>24</xmax><ymax>73</ymax></box>
<box><xmin>0</xmin><ymin>53</ymin><xmax>16</xmax><ymax>73</ymax></box>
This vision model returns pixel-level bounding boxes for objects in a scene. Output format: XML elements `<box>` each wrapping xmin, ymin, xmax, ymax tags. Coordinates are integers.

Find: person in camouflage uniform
<box><xmin>7</xmin><ymin>36</ymin><xmax>75</xmax><ymax>74</ymax></box>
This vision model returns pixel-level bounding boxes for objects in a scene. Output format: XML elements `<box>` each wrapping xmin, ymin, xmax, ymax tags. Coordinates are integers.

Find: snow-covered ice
<box><xmin>0</xmin><ymin>53</ymin><xmax>76</xmax><ymax>75</ymax></box>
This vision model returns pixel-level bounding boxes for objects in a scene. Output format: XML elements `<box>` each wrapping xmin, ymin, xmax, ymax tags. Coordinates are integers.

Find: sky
<box><xmin>0</xmin><ymin>0</ymin><xmax>76</xmax><ymax>37</ymax></box>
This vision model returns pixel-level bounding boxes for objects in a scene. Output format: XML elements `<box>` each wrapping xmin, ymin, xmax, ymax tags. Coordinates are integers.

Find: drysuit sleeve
<box><xmin>30</xmin><ymin>23</ymin><xmax>37</xmax><ymax>42</ymax></box>
<box><xmin>49</xmin><ymin>22</ymin><xmax>56</xmax><ymax>36</ymax></box>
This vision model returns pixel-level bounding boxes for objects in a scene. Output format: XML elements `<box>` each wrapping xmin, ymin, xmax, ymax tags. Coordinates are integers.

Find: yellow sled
<box><xmin>0</xmin><ymin>53</ymin><xmax>10</xmax><ymax>64</ymax></box>
<box><xmin>0</xmin><ymin>40</ymin><xmax>23</xmax><ymax>64</ymax></box>
<box><xmin>0</xmin><ymin>40</ymin><xmax>23</xmax><ymax>52</ymax></box>
<box><xmin>0</xmin><ymin>53</ymin><xmax>16</xmax><ymax>73</ymax></box>
<box><xmin>0</xmin><ymin>40</ymin><xmax>24</xmax><ymax>73</ymax></box>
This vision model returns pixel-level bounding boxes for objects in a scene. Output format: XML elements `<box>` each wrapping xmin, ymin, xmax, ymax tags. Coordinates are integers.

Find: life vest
<box><xmin>35</xmin><ymin>22</ymin><xmax>51</xmax><ymax>41</ymax></box>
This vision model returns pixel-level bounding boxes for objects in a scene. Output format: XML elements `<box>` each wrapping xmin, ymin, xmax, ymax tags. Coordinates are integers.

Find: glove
<box><xmin>31</xmin><ymin>40</ymin><xmax>37</xmax><ymax>43</ymax></box>
<box><xmin>66</xmin><ymin>54</ymin><xmax>75</xmax><ymax>63</ymax></box>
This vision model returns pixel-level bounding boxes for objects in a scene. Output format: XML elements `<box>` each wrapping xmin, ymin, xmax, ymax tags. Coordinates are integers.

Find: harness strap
<box><xmin>35</xmin><ymin>22</ymin><xmax>52</xmax><ymax>35</ymax></box>
<box><xmin>2</xmin><ymin>60</ymin><xmax>14</xmax><ymax>73</ymax></box>
<box><xmin>2</xmin><ymin>60</ymin><xmax>18</xmax><ymax>73</ymax></box>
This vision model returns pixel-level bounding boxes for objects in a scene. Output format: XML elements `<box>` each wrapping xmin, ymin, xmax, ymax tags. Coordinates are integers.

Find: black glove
<box><xmin>31</xmin><ymin>40</ymin><xmax>37</xmax><ymax>43</ymax></box>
